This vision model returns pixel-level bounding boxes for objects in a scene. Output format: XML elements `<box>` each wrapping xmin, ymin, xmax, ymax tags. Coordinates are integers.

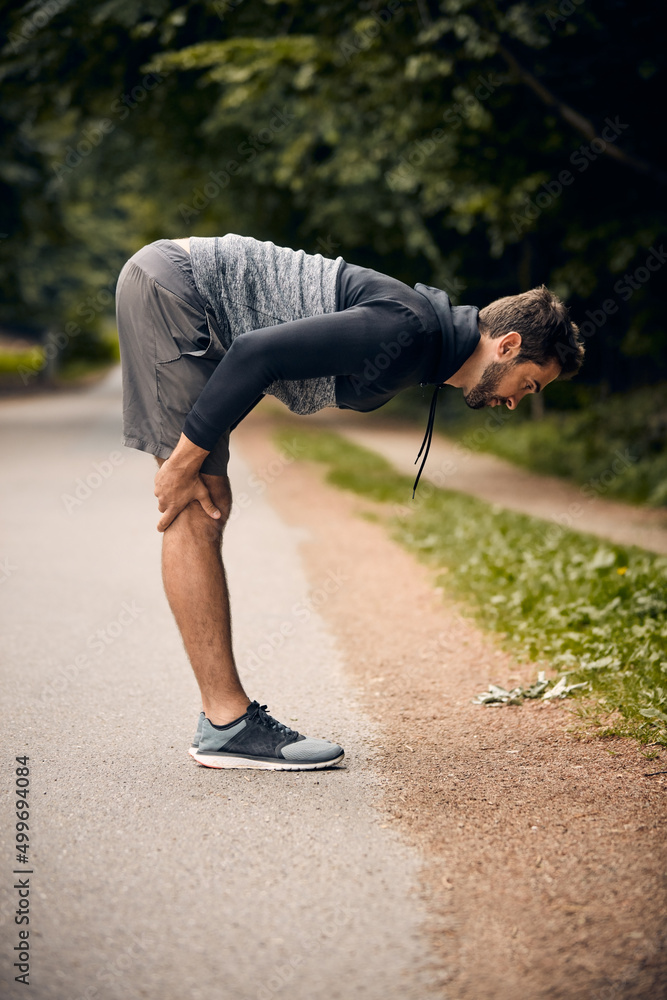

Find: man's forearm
<box><xmin>167</xmin><ymin>433</ymin><xmax>211</xmax><ymax>473</ymax></box>
<box><xmin>180</xmin><ymin>302</ymin><xmax>418</xmax><ymax>451</ymax></box>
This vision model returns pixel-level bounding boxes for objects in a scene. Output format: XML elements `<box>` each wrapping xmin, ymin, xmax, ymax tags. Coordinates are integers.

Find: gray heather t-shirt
<box><xmin>189</xmin><ymin>234</ymin><xmax>344</xmax><ymax>414</ymax></box>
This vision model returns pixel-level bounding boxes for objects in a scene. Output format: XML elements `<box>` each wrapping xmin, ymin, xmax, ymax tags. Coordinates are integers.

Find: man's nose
<box><xmin>506</xmin><ymin>389</ymin><xmax>528</xmax><ymax>410</ymax></box>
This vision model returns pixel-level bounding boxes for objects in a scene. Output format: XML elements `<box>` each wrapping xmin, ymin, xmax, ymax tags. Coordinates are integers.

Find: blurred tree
<box><xmin>0</xmin><ymin>0</ymin><xmax>664</xmax><ymax>392</ymax></box>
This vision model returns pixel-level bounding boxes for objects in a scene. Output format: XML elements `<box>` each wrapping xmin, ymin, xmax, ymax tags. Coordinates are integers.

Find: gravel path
<box><xmin>306</xmin><ymin>410</ymin><xmax>667</xmax><ymax>556</ymax></box>
<box><xmin>234</xmin><ymin>408</ymin><xmax>667</xmax><ymax>1000</ymax></box>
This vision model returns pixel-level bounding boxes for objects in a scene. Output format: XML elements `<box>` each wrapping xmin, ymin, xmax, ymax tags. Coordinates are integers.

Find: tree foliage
<box><xmin>0</xmin><ymin>0</ymin><xmax>664</xmax><ymax>391</ymax></box>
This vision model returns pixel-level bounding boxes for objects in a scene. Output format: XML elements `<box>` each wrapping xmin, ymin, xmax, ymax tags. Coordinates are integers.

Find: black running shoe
<box><xmin>192</xmin><ymin>701</ymin><xmax>344</xmax><ymax>770</ymax></box>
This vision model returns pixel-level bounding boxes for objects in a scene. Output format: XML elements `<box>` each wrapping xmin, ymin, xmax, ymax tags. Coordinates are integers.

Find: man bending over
<box><xmin>115</xmin><ymin>233</ymin><xmax>584</xmax><ymax>771</ymax></box>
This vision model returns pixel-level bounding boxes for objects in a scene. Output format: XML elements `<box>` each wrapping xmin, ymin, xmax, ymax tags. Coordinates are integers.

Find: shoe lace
<box><xmin>248</xmin><ymin>702</ymin><xmax>300</xmax><ymax>739</ymax></box>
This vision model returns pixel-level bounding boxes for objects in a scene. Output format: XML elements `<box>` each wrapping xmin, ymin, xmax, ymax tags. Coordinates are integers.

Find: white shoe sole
<box><xmin>191</xmin><ymin>749</ymin><xmax>344</xmax><ymax>770</ymax></box>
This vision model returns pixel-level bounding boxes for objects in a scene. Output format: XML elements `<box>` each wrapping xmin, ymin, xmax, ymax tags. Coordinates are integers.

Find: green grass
<box><xmin>0</xmin><ymin>326</ymin><xmax>119</xmax><ymax>384</ymax></box>
<box><xmin>379</xmin><ymin>382</ymin><xmax>667</xmax><ymax>507</ymax></box>
<box><xmin>453</xmin><ymin>384</ymin><xmax>667</xmax><ymax>508</ymax></box>
<box><xmin>275</xmin><ymin>426</ymin><xmax>667</xmax><ymax>745</ymax></box>
<box><xmin>0</xmin><ymin>346</ymin><xmax>44</xmax><ymax>376</ymax></box>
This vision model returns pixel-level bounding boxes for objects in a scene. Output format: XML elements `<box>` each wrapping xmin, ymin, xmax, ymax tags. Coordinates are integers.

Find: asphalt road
<box><xmin>0</xmin><ymin>369</ymin><xmax>439</xmax><ymax>1000</ymax></box>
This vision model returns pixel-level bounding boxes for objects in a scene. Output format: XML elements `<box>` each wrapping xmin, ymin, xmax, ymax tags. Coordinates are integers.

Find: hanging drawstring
<box><xmin>412</xmin><ymin>385</ymin><xmax>440</xmax><ymax>498</ymax></box>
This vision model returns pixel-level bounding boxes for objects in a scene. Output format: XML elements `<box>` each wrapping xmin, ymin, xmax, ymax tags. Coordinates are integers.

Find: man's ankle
<box><xmin>204</xmin><ymin>698</ymin><xmax>251</xmax><ymax>727</ymax></box>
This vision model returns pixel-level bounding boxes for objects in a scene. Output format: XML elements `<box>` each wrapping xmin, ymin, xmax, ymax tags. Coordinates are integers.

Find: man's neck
<box><xmin>445</xmin><ymin>334</ymin><xmax>487</xmax><ymax>389</ymax></box>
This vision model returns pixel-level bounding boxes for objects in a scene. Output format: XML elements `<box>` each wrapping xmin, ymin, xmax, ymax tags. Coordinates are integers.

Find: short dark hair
<box><xmin>478</xmin><ymin>285</ymin><xmax>584</xmax><ymax>378</ymax></box>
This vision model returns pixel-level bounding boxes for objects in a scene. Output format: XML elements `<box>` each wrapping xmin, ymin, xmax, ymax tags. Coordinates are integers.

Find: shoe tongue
<box><xmin>248</xmin><ymin>701</ymin><xmax>274</xmax><ymax>725</ymax></box>
<box><xmin>247</xmin><ymin>701</ymin><xmax>297</xmax><ymax>736</ymax></box>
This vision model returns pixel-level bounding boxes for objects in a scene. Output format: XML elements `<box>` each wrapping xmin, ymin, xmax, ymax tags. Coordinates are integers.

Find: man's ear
<box><xmin>495</xmin><ymin>331</ymin><xmax>522</xmax><ymax>358</ymax></box>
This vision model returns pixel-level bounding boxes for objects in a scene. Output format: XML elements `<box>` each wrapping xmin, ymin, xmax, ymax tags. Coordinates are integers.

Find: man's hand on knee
<box><xmin>154</xmin><ymin>460</ymin><xmax>221</xmax><ymax>533</ymax></box>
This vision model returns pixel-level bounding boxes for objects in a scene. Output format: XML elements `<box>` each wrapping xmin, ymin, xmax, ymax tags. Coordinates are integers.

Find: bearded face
<box><xmin>463</xmin><ymin>359</ymin><xmax>514</xmax><ymax>409</ymax></box>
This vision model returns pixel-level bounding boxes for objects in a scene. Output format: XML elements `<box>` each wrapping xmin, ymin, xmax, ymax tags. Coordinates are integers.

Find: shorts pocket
<box><xmin>152</xmin><ymin>282</ymin><xmax>213</xmax><ymax>364</ymax></box>
<box><xmin>200</xmin><ymin>305</ymin><xmax>228</xmax><ymax>361</ymax></box>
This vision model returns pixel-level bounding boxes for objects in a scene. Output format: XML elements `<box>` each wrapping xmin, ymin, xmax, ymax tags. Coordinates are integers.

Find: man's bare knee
<box><xmin>155</xmin><ymin>457</ymin><xmax>232</xmax><ymax>539</ymax></box>
<box><xmin>201</xmin><ymin>473</ymin><xmax>232</xmax><ymax>524</ymax></box>
<box><xmin>173</xmin><ymin>498</ymin><xmax>228</xmax><ymax>543</ymax></box>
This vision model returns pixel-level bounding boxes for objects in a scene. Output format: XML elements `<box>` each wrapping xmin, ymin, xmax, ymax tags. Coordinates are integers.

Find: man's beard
<box><xmin>463</xmin><ymin>360</ymin><xmax>511</xmax><ymax>410</ymax></box>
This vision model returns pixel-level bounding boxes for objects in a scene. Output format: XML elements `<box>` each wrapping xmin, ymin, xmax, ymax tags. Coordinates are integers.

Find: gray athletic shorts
<box><xmin>115</xmin><ymin>240</ymin><xmax>231</xmax><ymax>476</ymax></box>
